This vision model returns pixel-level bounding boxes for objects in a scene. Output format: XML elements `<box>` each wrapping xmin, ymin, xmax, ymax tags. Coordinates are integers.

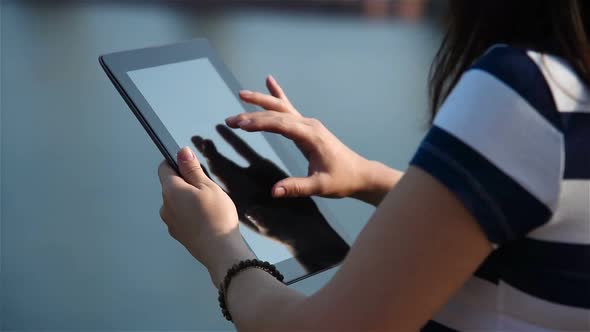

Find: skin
<box><xmin>158</xmin><ymin>76</ymin><xmax>492</xmax><ymax>331</ymax></box>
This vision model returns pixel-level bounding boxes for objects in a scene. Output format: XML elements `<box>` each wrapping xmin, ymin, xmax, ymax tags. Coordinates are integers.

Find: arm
<box><xmin>160</xmin><ymin>152</ymin><xmax>491</xmax><ymax>331</ymax></box>
<box><xmin>220</xmin><ymin>167</ymin><xmax>490</xmax><ymax>331</ymax></box>
<box><xmin>227</xmin><ymin>76</ymin><xmax>403</xmax><ymax>207</ymax></box>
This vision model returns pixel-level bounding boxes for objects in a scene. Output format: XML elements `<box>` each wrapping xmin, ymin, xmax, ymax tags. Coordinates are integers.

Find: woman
<box><xmin>157</xmin><ymin>1</ymin><xmax>590</xmax><ymax>330</ymax></box>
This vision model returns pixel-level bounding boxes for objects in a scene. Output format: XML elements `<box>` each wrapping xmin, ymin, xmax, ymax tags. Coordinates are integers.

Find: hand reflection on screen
<box><xmin>191</xmin><ymin>124</ymin><xmax>349</xmax><ymax>272</ymax></box>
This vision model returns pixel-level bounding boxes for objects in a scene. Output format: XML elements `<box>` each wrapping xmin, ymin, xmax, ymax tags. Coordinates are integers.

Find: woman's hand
<box><xmin>158</xmin><ymin>147</ymin><xmax>254</xmax><ymax>286</ymax></box>
<box><xmin>226</xmin><ymin>75</ymin><xmax>402</xmax><ymax>206</ymax></box>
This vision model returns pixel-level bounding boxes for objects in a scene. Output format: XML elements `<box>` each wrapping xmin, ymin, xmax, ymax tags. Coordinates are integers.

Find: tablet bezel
<box><xmin>100</xmin><ymin>39</ymin><xmax>351</xmax><ymax>284</ymax></box>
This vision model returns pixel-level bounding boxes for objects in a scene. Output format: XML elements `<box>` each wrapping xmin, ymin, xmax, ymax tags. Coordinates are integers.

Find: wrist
<box><xmin>353</xmin><ymin>160</ymin><xmax>402</xmax><ymax>206</ymax></box>
<box><xmin>201</xmin><ymin>230</ymin><xmax>256</xmax><ymax>288</ymax></box>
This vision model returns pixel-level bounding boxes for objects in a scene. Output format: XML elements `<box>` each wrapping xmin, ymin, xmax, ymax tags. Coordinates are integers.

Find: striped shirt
<box><xmin>412</xmin><ymin>45</ymin><xmax>590</xmax><ymax>331</ymax></box>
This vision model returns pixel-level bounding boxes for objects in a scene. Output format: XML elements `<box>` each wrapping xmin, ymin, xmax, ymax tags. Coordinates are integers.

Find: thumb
<box><xmin>272</xmin><ymin>175</ymin><xmax>323</xmax><ymax>198</ymax></box>
<box><xmin>177</xmin><ymin>146</ymin><xmax>208</xmax><ymax>187</ymax></box>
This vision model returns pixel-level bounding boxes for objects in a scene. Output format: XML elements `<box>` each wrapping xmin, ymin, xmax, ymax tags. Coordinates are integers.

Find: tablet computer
<box><xmin>99</xmin><ymin>39</ymin><xmax>350</xmax><ymax>284</ymax></box>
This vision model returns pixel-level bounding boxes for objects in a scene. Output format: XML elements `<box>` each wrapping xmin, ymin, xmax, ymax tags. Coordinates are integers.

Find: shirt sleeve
<box><xmin>410</xmin><ymin>47</ymin><xmax>564</xmax><ymax>245</ymax></box>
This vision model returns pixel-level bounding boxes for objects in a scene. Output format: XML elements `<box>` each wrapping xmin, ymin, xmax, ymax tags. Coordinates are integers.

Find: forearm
<box><xmin>353</xmin><ymin>160</ymin><xmax>403</xmax><ymax>207</ymax></box>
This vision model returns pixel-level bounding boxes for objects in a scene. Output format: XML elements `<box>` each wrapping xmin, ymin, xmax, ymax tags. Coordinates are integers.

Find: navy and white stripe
<box><xmin>413</xmin><ymin>45</ymin><xmax>590</xmax><ymax>331</ymax></box>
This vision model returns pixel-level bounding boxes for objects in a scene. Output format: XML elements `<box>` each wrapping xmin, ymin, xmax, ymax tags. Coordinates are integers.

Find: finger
<box><xmin>267</xmin><ymin>75</ymin><xmax>300</xmax><ymax>115</ymax></box>
<box><xmin>226</xmin><ymin>110</ymin><xmax>296</xmax><ymax>128</ymax></box>
<box><xmin>266</xmin><ymin>75</ymin><xmax>287</xmax><ymax>100</ymax></box>
<box><xmin>226</xmin><ymin>111</ymin><xmax>269</xmax><ymax>128</ymax></box>
<box><xmin>272</xmin><ymin>174</ymin><xmax>325</xmax><ymax>198</ymax></box>
<box><xmin>228</xmin><ymin>112</ymin><xmax>315</xmax><ymax>146</ymax></box>
<box><xmin>158</xmin><ymin>160</ymin><xmax>183</xmax><ymax>187</ymax></box>
<box><xmin>215</xmin><ymin>124</ymin><xmax>261</xmax><ymax>163</ymax></box>
<box><xmin>239</xmin><ymin>90</ymin><xmax>292</xmax><ymax>114</ymax></box>
<box><xmin>158</xmin><ymin>160</ymin><xmax>192</xmax><ymax>201</ymax></box>
<box><xmin>176</xmin><ymin>146</ymin><xmax>209</xmax><ymax>188</ymax></box>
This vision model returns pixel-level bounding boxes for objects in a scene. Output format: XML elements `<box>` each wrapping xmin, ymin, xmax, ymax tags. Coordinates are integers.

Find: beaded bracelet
<box><xmin>218</xmin><ymin>258</ymin><xmax>285</xmax><ymax>322</ymax></box>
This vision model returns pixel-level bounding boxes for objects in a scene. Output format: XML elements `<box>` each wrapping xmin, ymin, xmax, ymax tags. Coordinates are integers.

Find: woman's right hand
<box><xmin>225</xmin><ymin>76</ymin><xmax>402</xmax><ymax>206</ymax></box>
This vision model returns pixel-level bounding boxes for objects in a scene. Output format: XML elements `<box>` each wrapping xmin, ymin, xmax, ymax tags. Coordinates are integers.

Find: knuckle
<box><xmin>275</xmin><ymin>98</ymin><xmax>286</xmax><ymax>109</ymax></box>
<box><xmin>306</xmin><ymin>117</ymin><xmax>323</xmax><ymax>128</ymax></box>
<box><xmin>290</xmin><ymin>182</ymin><xmax>305</xmax><ymax>196</ymax></box>
<box><xmin>197</xmin><ymin>179</ymin><xmax>214</xmax><ymax>191</ymax></box>
<box><xmin>276</xmin><ymin>116</ymin><xmax>288</xmax><ymax>129</ymax></box>
<box><xmin>167</xmin><ymin>227</ymin><xmax>177</xmax><ymax>238</ymax></box>
<box><xmin>162</xmin><ymin>179</ymin><xmax>187</xmax><ymax>200</ymax></box>
<box><xmin>185</xmin><ymin>164</ymin><xmax>203</xmax><ymax>178</ymax></box>
<box><xmin>235</xmin><ymin>114</ymin><xmax>249</xmax><ymax>122</ymax></box>
<box><xmin>315</xmin><ymin>175</ymin><xmax>328</xmax><ymax>193</ymax></box>
<box><xmin>163</xmin><ymin>176</ymin><xmax>184</xmax><ymax>192</ymax></box>
<box><xmin>246</xmin><ymin>118</ymin><xmax>258</xmax><ymax>127</ymax></box>
<box><xmin>157</xmin><ymin>161</ymin><xmax>166</xmax><ymax>175</ymax></box>
<box><xmin>253</xmin><ymin>92</ymin><xmax>264</xmax><ymax>100</ymax></box>
<box><xmin>162</xmin><ymin>186</ymin><xmax>174</xmax><ymax>200</ymax></box>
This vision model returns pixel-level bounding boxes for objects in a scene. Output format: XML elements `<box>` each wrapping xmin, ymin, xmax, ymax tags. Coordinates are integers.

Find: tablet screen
<box><xmin>126</xmin><ymin>58</ymin><xmax>348</xmax><ymax>271</ymax></box>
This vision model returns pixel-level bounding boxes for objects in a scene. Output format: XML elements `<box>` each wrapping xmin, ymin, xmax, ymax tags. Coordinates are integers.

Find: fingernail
<box><xmin>268</xmin><ymin>75</ymin><xmax>275</xmax><ymax>82</ymax></box>
<box><xmin>274</xmin><ymin>187</ymin><xmax>286</xmax><ymax>197</ymax></box>
<box><xmin>177</xmin><ymin>147</ymin><xmax>195</xmax><ymax>162</ymax></box>
<box><xmin>240</xmin><ymin>90</ymin><xmax>253</xmax><ymax>96</ymax></box>
<box><xmin>225</xmin><ymin>115</ymin><xmax>237</xmax><ymax>122</ymax></box>
<box><xmin>238</xmin><ymin>120</ymin><xmax>252</xmax><ymax>127</ymax></box>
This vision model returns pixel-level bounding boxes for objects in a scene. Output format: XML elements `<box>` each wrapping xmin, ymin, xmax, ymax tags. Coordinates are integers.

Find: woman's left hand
<box><xmin>158</xmin><ymin>147</ymin><xmax>255</xmax><ymax>286</ymax></box>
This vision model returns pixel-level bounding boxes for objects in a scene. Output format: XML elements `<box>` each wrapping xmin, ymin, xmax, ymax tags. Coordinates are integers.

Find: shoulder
<box><xmin>462</xmin><ymin>45</ymin><xmax>560</xmax><ymax>129</ymax></box>
<box><xmin>435</xmin><ymin>45</ymin><xmax>562</xmax><ymax>138</ymax></box>
<box><xmin>413</xmin><ymin>45</ymin><xmax>566</xmax><ymax>244</ymax></box>
<box><xmin>471</xmin><ymin>45</ymin><xmax>538</xmax><ymax>81</ymax></box>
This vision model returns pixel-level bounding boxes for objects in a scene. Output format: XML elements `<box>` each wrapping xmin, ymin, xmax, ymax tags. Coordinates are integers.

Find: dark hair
<box><xmin>429</xmin><ymin>0</ymin><xmax>590</xmax><ymax>117</ymax></box>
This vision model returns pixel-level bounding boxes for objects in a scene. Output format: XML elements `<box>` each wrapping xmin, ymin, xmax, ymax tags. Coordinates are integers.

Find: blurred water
<box><xmin>0</xmin><ymin>2</ymin><xmax>441</xmax><ymax>330</ymax></box>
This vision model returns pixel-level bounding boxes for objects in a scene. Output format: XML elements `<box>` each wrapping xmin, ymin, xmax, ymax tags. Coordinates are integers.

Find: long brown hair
<box><xmin>429</xmin><ymin>0</ymin><xmax>590</xmax><ymax>117</ymax></box>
